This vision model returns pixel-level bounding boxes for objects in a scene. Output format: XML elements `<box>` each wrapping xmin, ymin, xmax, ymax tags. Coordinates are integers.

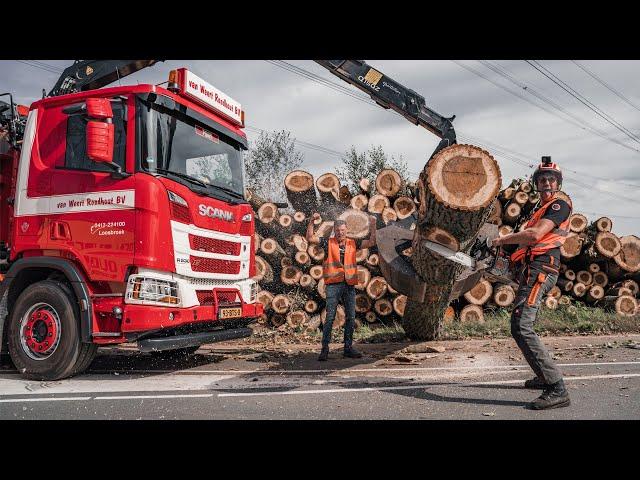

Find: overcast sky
<box><xmin>2</xmin><ymin>59</ymin><xmax>639</xmax><ymax>236</ymax></box>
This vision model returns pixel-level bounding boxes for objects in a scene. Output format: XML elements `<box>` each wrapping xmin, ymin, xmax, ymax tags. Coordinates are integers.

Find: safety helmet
<box><xmin>532</xmin><ymin>156</ymin><xmax>562</xmax><ymax>192</ymax></box>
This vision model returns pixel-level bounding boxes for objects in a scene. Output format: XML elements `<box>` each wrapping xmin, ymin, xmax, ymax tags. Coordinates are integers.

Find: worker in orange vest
<box><xmin>492</xmin><ymin>157</ymin><xmax>572</xmax><ymax>410</ymax></box>
<box><xmin>307</xmin><ymin>213</ymin><xmax>377</xmax><ymax>361</ymax></box>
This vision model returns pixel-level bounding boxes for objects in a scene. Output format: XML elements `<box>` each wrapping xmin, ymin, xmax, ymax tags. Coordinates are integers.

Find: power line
<box><xmin>16</xmin><ymin>60</ymin><xmax>63</xmax><ymax>75</ymax></box>
<box><xmin>571</xmin><ymin>60</ymin><xmax>640</xmax><ymax>115</ymax></box>
<box><xmin>453</xmin><ymin>60</ymin><xmax>640</xmax><ymax>155</ymax></box>
<box><xmin>525</xmin><ymin>60</ymin><xmax>640</xmax><ymax>147</ymax></box>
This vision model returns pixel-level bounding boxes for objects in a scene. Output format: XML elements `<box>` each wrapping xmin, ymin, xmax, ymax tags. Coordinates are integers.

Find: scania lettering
<box><xmin>0</xmin><ymin>60</ymin><xmax>262</xmax><ymax>380</ymax></box>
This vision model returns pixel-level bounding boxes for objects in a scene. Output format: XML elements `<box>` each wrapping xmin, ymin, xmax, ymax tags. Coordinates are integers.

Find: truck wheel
<box><xmin>149</xmin><ymin>346</ymin><xmax>200</xmax><ymax>359</ymax></box>
<box><xmin>7</xmin><ymin>280</ymin><xmax>91</xmax><ymax>380</ymax></box>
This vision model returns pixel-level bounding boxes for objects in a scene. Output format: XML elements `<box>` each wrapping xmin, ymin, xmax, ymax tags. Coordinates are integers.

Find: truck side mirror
<box><xmin>85</xmin><ymin>98</ymin><xmax>114</xmax><ymax>163</ymax></box>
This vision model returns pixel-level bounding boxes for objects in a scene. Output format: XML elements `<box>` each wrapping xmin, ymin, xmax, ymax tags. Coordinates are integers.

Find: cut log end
<box><xmin>393</xmin><ymin>196</ymin><xmax>417</xmax><ymax>219</ymax></box>
<box><xmin>569</xmin><ymin>213</ymin><xmax>588</xmax><ymax>233</ymax></box>
<box><xmin>423</xmin><ymin>227</ymin><xmax>460</xmax><ymax>252</ymax></box>
<box><xmin>337</xmin><ymin>209</ymin><xmax>372</xmax><ymax>239</ymax></box>
<box><xmin>613</xmin><ymin>235</ymin><xmax>640</xmax><ymax>273</ymax></box>
<box><xmin>459</xmin><ymin>304</ymin><xmax>484</xmax><ymax>323</ymax></box>
<box><xmin>393</xmin><ymin>295</ymin><xmax>407</xmax><ymax>316</ymax></box>
<box><xmin>374</xmin><ymin>298</ymin><xmax>393</xmax><ymax>316</ymax></box>
<box><xmin>375</xmin><ymin>169</ymin><xmax>402</xmax><ymax>197</ymax></box>
<box><xmin>366</xmin><ymin>276</ymin><xmax>388</xmax><ymax>300</ymax></box>
<box><xmin>595</xmin><ymin>217</ymin><xmax>612</xmax><ymax>232</ymax></box>
<box><xmin>368</xmin><ymin>194</ymin><xmax>390</xmax><ymax>214</ymax></box>
<box><xmin>350</xmin><ymin>194</ymin><xmax>369</xmax><ymax>211</ymax></box>
<box><xmin>494</xmin><ymin>285</ymin><xmax>516</xmax><ymax>307</ymax></box>
<box><xmin>544</xmin><ymin>296</ymin><xmax>558</xmax><ymax>310</ymax></box>
<box><xmin>426</xmin><ymin>144</ymin><xmax>501</xmax><ymax>211</ymax></box>
<box><xmin>463</xmin><ymin>278</ymin><xmax>493</xmax><ymax>305</ymax></box>
<box><xmin>595</xmin><ymin>231</ymin><xmax>621</xmax><ymax>258</ymax></box>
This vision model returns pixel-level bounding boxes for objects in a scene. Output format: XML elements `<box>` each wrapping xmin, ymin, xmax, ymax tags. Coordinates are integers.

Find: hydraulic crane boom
<box><xmin>314</xmin><ymin>60</ymin><xmax>457</xmax><ymax>158</ymax></box>
<box><xmin>49</xmin><ymin>60</ymin><xmax>163</xmax><ymax>97</ymax></box>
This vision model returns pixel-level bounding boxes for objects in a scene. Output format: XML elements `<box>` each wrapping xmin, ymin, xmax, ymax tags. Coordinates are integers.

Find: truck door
<box><xmin>49</xmin><ymin>97</ymin><xmax>135</xmax><ymax>287</ymax></box>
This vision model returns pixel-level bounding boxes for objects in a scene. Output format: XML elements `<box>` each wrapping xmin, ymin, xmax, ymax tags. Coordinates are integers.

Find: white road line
<box><xmin>0</xmin><ymin>396</ymin><xmax>91</xmax><ymax>403</ymax></box>
<box><xmin>93</xmin><ymin>394</ymin><xmax>214</xmax><ymax>400</ymax></box>
<box><xmin>216</xmin><ymin>372</ymin><xmax>640</xmax><ymax>398</ymax></box>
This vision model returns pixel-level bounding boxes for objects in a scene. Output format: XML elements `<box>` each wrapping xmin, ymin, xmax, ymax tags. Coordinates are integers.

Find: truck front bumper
<box><xmin>137</xmin><ymin>327</ymin><xmax>253</xmax><ymax>352</ymax></box>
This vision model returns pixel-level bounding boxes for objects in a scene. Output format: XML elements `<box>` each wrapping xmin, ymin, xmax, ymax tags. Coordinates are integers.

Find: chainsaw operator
<box><xmin>491</xmin><ymin>157</ymin><xmax>572</xmax><ymax>410</ymax></box>
<box><xmin>306</xmin><ymin>213</ymin><xmax>377</xmax><ymax>361</ymax></box>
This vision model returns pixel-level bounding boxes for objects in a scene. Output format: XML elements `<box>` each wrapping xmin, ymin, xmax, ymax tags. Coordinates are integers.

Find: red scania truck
<box><xmin>0</xmin><ymin>60</ymin><xmax>263</xmax><ymax>380</ymax></box>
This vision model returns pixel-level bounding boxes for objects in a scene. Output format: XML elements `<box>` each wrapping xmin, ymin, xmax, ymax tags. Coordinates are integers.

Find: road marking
<box><xmin>93</xmin><ymin>394</ymin><xmax>214</xmax><ymax>400</ymax></box>
<box><xmin>216</xmin><ymin>372</ymin><xmax>640</xmax><ymax>398</ymax></box>
<box><xmin>0</xmin><ymin>396</ymin><xmax>91</xmax><ymax>403</ymax></box>
<box><xmin>75</xmin><ymin>360</ymin><xmax>640</xmax><ymax>375</ymax></box>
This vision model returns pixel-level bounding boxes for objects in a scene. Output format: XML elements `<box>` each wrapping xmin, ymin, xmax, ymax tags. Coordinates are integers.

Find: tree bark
<box><xmin>556</xmin><ymin>277</ymin><xmax>574</xmax><ymax>292</ymax></box>
<box><xmin>403</xmin><ymin>144</ymin><xmax>501</xmax><ymax>340</ymax></box>
<box><xmin>284</xmin><ymin>170</ymin><xmax>318</xmax><ymax>214</ymax></box>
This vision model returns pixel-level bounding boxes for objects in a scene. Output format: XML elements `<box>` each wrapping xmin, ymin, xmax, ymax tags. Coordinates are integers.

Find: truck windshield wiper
<box><xmin>153</xmin><ymin>168</ymin><xmax>208</xmax><ymax>188</ymax></box>
<box><xmin>209</xmin><ymin>184</ymin><xmax>244</xmax><ymax>199</ymax></box>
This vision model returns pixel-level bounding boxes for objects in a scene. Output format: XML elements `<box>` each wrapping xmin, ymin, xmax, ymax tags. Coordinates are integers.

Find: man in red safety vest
<box><xmin>306</xmin><ymin>213</ymin><xmax>377</xmax><ymax>361</ymax></box>
<box><xmin>491</xmin><ymin>157</ymin><xmax>572</xmax><ymax>410</ymax></box>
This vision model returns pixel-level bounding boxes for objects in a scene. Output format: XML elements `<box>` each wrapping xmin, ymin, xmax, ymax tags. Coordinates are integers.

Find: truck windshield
<box><xmin>138</xmin><ymin>97</ymin><xmax>246</xmax><ymax>200</ymax></box>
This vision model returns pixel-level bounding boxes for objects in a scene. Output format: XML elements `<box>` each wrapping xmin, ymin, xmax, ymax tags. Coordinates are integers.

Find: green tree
<box><xmin>244</xmin><ymin>130</ymin><xmax>304</xmax><ymax>202</ymax></box>
<box><xmin>335</xmin><ymin>145</ymin><xmax>410</xmax><ymax>194</ymax></box>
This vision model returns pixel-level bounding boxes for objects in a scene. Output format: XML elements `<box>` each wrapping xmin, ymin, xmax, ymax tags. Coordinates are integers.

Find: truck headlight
<box><xmin>126</xmin><ymin>276</ymin><xmax>180</xmax><ymax>306</ymax></box>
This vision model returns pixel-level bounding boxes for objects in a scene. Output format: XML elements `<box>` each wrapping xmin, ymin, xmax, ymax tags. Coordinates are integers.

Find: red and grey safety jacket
<box><xmin>323</xmin><ymin>237</ymin><xmax>359</xmax><ymax>285</ymax></box>
<box><xmin>510</xmin><ymin>193</ymin><xmax>573</xmax><ymax>264</ymax></box>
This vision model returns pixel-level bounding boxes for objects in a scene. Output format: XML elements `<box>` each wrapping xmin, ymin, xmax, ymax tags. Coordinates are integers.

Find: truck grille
<box><xmin>196</xmin><ymin>290</ymin><xmax>239</xmax><ymax>305</ymax></box>
<box><xmin>190</xmin><ymin>256</ymin><xmax>241</xmax><ymax>274</ymax></box>
<box><xmin>189</xmin><ymin>235</ymin><xmax>240</xmax><ymax>256</ymax></box>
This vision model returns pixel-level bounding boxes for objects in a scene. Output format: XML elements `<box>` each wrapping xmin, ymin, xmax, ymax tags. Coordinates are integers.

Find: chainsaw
<box><xmin>377</xmin><ymin>218</ymin><xmax>515</xmax><ymax>303</ymax></box>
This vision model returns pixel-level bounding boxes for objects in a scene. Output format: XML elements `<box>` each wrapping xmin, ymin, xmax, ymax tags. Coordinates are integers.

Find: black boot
<box><xmin>524</xmin><ymin>376</ymin><xmax>548</xmax><ymax>389</ymax></box>
<box><xmin>343</xmin><ymin>346</ymin><xmax>363</xmax><ymax>358</ymax></box>
<box><xmin>318</xmin><ymin>346</ymin><xmax>329</xmax><ymax>361</ymax></box>
<box><xmin>529</xmin><ymin>379</ymin><xmax>570</xmax><ymax>410</ymax></box>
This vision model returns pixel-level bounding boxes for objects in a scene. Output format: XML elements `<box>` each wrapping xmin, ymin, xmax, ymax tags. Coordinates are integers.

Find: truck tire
<box><xmin>7</xmin><ymin>280</ymin><xmax>93</xmax><ymax>380</ymax></box>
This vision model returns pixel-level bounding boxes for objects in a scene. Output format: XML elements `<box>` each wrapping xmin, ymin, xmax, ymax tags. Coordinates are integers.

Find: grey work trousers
<box><xmin>321</xmin><ymin>282</ymin><xmax>356</xmax><ymax>349</ymax></box>
<box><xmin>511</xmin><ymin>261</ymin><xmax>563</xmax><ymax>385</ymax></box>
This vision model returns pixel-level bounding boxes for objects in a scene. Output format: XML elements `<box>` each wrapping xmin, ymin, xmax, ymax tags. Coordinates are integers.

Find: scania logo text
<box><xmin>198</xmin><ymin>204</ymin><xmax>234</xmax><ymax>222</ymax></box>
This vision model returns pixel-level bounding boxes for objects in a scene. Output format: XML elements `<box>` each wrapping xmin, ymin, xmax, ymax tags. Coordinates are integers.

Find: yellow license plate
<box><xmin>219</xmin><ymin>307</ymin><xmax>242</xmax><ymax>319</ymax></box>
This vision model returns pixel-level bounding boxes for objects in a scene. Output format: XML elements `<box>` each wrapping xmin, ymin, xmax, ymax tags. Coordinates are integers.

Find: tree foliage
<box><xmin>244</xmin><ymin>130</ymin><xmax>304</xmax><ymax>202</ymax></box>
<box><xmin>335</xmin><ymin>145</ymin><xmax>411</xmax><ymax>194</ymax></box>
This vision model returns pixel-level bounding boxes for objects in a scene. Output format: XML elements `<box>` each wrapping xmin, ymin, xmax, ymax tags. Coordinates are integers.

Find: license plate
<box><xmin>219</xmin><ymin>307</ymin><xmax>242</xmax><ymax>319</ymax></box>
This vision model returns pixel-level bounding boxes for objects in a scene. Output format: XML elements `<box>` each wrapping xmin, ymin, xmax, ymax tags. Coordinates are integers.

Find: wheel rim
<box><xmin>20</xmin><ymin>303</ymin><xmax>62</xmax><ymax>361</ymax></box>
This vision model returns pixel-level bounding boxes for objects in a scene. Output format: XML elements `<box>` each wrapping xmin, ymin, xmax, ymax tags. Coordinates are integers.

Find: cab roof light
<box><xmin>167</xmin><ymin>70</ymin><xmax>180</xmax><ymax>93</ymax></box>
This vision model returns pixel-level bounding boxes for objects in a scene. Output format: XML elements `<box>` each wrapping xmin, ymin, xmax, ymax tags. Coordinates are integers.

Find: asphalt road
<box><xmin>1</xmin><ymin>334</ymin><xmax>639</xmax><ymax>420</ymax></box>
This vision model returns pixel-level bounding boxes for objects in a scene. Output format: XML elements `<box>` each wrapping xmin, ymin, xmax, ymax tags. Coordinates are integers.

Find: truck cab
<box><xmin>0</xmin><ymin>67</ymin><xmax>263</xmax><ymax>380</ymax></box>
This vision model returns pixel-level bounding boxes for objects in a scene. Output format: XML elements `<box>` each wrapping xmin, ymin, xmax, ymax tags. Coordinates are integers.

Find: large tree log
<box><xmin>503</xmin><ymin>203</ymin><xmax>522</xmax><ymax>225</ymax></box>
<box><xmin>355</xmin><ymin>294</ymin><xmax>372</xmax><ymax>313</ymax></box>
<box><xmin>271</xmin><ymin>294</ymin><xmax>291</xmax><ymax>314</ymax></box>
<box><xmin>257</xmin><ymin>202</ymin><xmax>280</xmax><ymax>225</ymax></box>
<box><xmin>316</xmin><ymin>173</ymin><xmax>342</xmax><ymax>215</ymax></box>
<box><xmin>375</xmin><ymin>169</ymin><xmax>403</xmax><ymax>198</ymax></box>
<box><xmin>367</xmin><ymin>194</ymin><xmax>390</xmax><ymax>214</ymax></box>
<box><xmin>254</xmin><ymin>256</ymin><xmax>274</xmax><ymax>284</ymax></box>
<box><xmin>286</xmin><ymin>310</ymin><xmax>309</xmax><ymax>329</ymax></box>
<box><xmin>260</xmin><ymin>238</ymin><xmax>286</xmax><ymax>267</ymax></box>
<box><xmin>308</xmin><ymin>244</ymin><xmax>325</xmax><ymax>263</ymax></box>
<box><xmin>594</xmin><ymin>231</ymin><xmax>621</xmax><ymax>258</ymax></box>
<box><xmin>337</xmin><ymin>208</ymin><xmax>371</xmax><ymax>239</ymax></box>
<box><xmin>359</xmin><ymin>177</ymin><xmax>371</xmax><ymax>195</ymax></box>
<box><xmin>595</xmin><ymin>217</ymin><xmax>613</xmax><ymax>233</ymax></box>
<box><xmin>463</xmin><ymin>278</ymin><xmax>493</xmax><ymax>305</ymax></box>
<box><xmin>393</xmin><ymin>295</ymin><xmax>407</xmax><ymax>316</ymax></box>
<box><xmin>569</xmin><ymin>213</ymin><xmax>588</xmax><ymax>233</ymax></box>
<box><xmin>493</xmin><ymin>284</ymin><xmax>516</xmax><ymax>307</ymax></box>
<box><xmin>586</xmin><ymin>285</ymin><xmax>605</xmax><ymax>303</ymax></box>
<box><xmin>597</xmin><ymin>295</ymin><xmax>637</xmax><ymax>317</ymax></box>
<box><xmin>374</xmin><ymin>298</ymin><xmax>393</xmax><ymax>317</ymax></box>
<box><xmin>403</xmin><ymin>144</ymin><xmax>501</xmax><ymax>340</ymax></box>
<box><xmin>393</xmin><ymin>196</ymin><xmax>417</xmax><ymax>220</ymax></box>
<box><xmin>560</xmin><ymin>233</ymin><xmax>583</xmax><ymax>260</ymax></box>
<box><xmin>592</xmin><ymin>272</ymin><xmax>609</xmax><ymax>288</ymax></box>
<box><xmin>544</xmin><ymin>296</ymin><xmax>558</xmax><ymax>310</ymax></box>
<box><xmin>280</xmin><ymin>266</ymin><xmax>302</xmax><ymax>286</ymax></box>
<box><xmin>256</xmin><ymin>290</ymin><xmax>274</xmax><ymax>311</ymax></box>
<box><xmin>514</xmin><ymin>191</ymin><xmax>529</xmax><ymax>206</ymax></box>
<box><xmin>309</xmin><ymin>265</ymin><xmax>324</xmax><ymax>281</ymax></box>
<box><xmin>613</xmin><ymin>235</ymin><xmax>640</xmax><ymax>273</ymax></box>
<box><xmin>366</xmin><ymin>276</ymin><xmax>388</xmax><ymax>300</ymax></box>
<box><xmin>459</xmin><ymin>304</ymin><xmax>485</xmax><ymax>323</ymax></box>
<box><xmin>556</xmin><ymin>277</ymin><xmax>574</xmax><ymax>293</ymax></box>
<box><xmin>355</xmin><ymin>266</ymin><xmax>372</xmax><ymax>291</ymax></box>
<box><xmin>576</xmin><ymin>270</ymin><xmax>593</xmax><ymax>286</ymax></box>
<box><xmin>612</xmin><ymin>279</ymin><xmax>639</xmax><ymax>296</ymax></box>
<box><xmin>350</xmin><ymin>194</ymin><xmax>369</xmax><ymax>211</ymax></box>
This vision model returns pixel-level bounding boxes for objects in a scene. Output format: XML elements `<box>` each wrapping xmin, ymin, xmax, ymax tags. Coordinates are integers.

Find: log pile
<box><xmin>252</xmin><ymin>169</ymin><xmax>640</xmax><ymax>333</ymax></box>
<box><xmin>252</xmin><ymin>168</ymin><xmax>413</xmax><ymax>331</ymax></box>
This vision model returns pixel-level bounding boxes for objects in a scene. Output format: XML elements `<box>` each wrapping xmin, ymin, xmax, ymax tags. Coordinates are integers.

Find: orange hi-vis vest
<box><xmin>511</xmin><ymin>193</ymin><xmax>573</xmax><ymax>264</ymax></box>
<box><xmin>323</xmin><ymin>237</ymin><xmax>359</xmax><ymax>285</ymax></box>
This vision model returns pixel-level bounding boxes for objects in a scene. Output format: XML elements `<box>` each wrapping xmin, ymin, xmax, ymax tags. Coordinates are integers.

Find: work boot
<box><xmin>343</xmin><ymin>346</ymin><xmax>363</xmax><ymax>358</ymax></box>
<box><xmin>318</xmin><ymin>346</ymin><xmax>329</xmax><ymax>361</ymax></box>
<box><xmin>524</xmin><ymin>376</ymin><xmax>548</xmax><ymax>389</ymax></box>
<box><xmin>529</xmin><ymin>379</ymin><xmax>570</xmax><ymax>410</ymax></box>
